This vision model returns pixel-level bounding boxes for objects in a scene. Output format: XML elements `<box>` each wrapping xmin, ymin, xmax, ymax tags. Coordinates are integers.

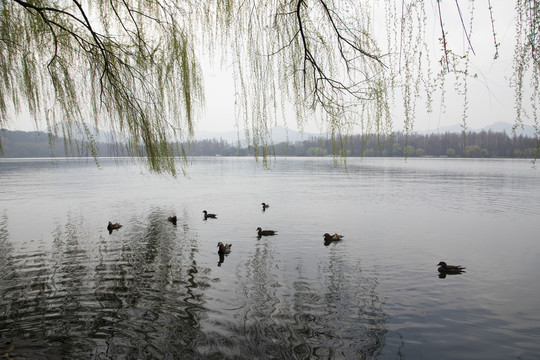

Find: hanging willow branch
<box><xmin>1</xmin><ymin>0</ymin><xmax>204</xmax><ymax>174</ymax></box>
<box><xmin>436</xmin><ymin>0</ymin><xmax>450</xmax><ymax>72</ymax></box>
<box><xmin>298</xmin><ymin>0</ymin><xmax>385</xmax><ymax>106</ymax></box>
<box><xmin>1</xmin><ymin>0</ymin><xmax>538</xmax><ymax>170</ymax></box>
<box><xmin>487</xmin><ymin>0</ymin><xmax>500</xmax><ymax>59</ymax></box>
<box><xmin>454</xmin><ymin>0</ymin><xmax>476</xmax><ymax>55</ymax></box>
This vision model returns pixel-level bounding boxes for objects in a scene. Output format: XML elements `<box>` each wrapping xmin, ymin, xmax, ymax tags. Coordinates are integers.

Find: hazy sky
<box><xmin>9</xmin><ymin>1</ymin><xmax>532</xmax><ymax>135</ymax></box>
<box><xmin>197</xmin><ymin>1</ymin><xmax>525</xmax><ymax>134</ymax></box>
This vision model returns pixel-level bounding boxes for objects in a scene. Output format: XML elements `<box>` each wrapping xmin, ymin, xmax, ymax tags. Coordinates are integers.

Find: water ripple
<box><xmin>1</xmin><ymin>158</ymin><xmax>539</xmax><ymax>359</ymax></box>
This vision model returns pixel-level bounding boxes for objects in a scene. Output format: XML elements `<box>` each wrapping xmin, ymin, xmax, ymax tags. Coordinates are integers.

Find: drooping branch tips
<box><xmin>2</xmin><ymin>0</ymin><xmax>204</xmax><ymax>174</ymax></box>
<box><xmin>0</xmin><ymin>0</ymin><xmax>538</xmax><ymax>172</ymax></box>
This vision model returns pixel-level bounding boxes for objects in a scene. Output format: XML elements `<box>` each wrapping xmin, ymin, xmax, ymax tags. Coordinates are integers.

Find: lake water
<box><xmin>1</xmin><ymin>157</ymin><xmax>539</xmax><ymax>359</ymax></box>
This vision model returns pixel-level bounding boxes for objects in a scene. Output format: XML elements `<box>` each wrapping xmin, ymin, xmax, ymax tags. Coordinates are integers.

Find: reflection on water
<box><xmin>0</xmin><ymin>208</ymin><xmax>388</xmax><ymax>359</ymax></box>
<box><xmin>199</xmin><ymin>238</ymin><xmax>388</xmax><ymax>359</ymax></box>
<box><xmin>438</xmin><ymin>272</ymin><xmax>465</xmax><ymax>279</ymax></box>
<box><xmin>0</xmin><ymin>208</ymin><xmax>212</xmax><ymax>359</ymax></box>
<box><xmin>1</xmin><ymin>157</ymin><xmax>539</xmax><ymax>359</ymax></box>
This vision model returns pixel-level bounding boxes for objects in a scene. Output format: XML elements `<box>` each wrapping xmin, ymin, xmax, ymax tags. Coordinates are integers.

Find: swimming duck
<box><xmin>323</xmin><ymin>233</ymin><xmax>344</xmax><ymax>242</ymax></box>
<box><xmin>217</xmin><ymin>242</ymin><xmax>232</xmax><ymax>254</ymax></box>
<box><xmin>107</xmin><ymin>221</ymin><xmax>122</xmax><ymax>234</ymax></box>
<box><xmin>203</xmin><ymin>210</ymin><xmax>217</xmax><ymax>220</ymax></box>
<box><xmin>437</xmin><ymin>261</ymin><xmax>466</xmax><ymax>274</ymax></box>
<box><xmin>168</xmin><ymin>216</ymin><xmax>177</xmax><ymax>225</ymax></box>
<box><xmin>257</xmin><ymin>227</ymin><xmax>277</xmax><ymax>236</ymax></box>
<box><xmin>261</xmin><ymin>202</ymin><xmax>270</xmax><ymax>210</ymax></box>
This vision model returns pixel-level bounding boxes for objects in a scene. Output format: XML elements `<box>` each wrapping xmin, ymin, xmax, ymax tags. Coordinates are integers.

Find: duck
<box><xmin>257</xmin><ymin>227</ymin><xmax>277</xmax><ymax>236</ymax></box>
<box><xmin>202</xmin><ymin>210</ymin><xmax>217</xmax><ymax>220</ymax></box>
<box><xmin>167</xmin><ymin>216</ymin><xmax>177</xmax><ymax>225</ymax></box>
<box><xmin>261</xmin><ymin>202</ymin><xmax>270</xmax><ymax>210</ymax></box>
<box><xmin>323</xmin><ymin>233</ymin><xmax>344</xmax><ymax>242</ymax></box>
<box><xmin>217</xmin><ymin>242</ymin><xmax>232</xmax><ymax>254</ymax></box>
<box><xmin>437</xmin><ymin>261</ymin><xmax>466</xmax><ymax>274</ymax></box>
<box><xmin>107</xmin><ymin>221</ymin><xmax>122</xmax><ymax>234</ymax></box>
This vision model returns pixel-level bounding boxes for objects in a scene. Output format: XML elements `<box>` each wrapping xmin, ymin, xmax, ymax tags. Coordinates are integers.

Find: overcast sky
<box><xmin>197</xmin><ymin>1</ymin><xmax>526</xmax><ymax>134</ymax></box>
<box><xmin>9</xmin><ymin>1</ymin><xmax>532</xmax><ymax>136</ymax></box>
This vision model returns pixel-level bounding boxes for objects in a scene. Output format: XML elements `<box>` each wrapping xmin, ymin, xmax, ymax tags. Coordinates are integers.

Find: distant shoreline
<box><xmin>1</xmin><ymin>127</ymin><xmax>538</xmax><ymax>159</ymax></box>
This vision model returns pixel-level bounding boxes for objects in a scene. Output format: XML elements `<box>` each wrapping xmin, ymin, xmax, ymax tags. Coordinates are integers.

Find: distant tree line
<box><xmin>187</xmin><ymin>131</ymin><xmax>537</xmax><ymax>158</ymax></box>
<box><xmin>272</xmin><ymin>131</ymin><xmax>538</xmax><ymax>158</ymax></box>
<box><xmin>0</xmin><ymin>130</ymin><xmax>126</xmax><ymax>158</ymax></box>
<box><xmin>1</xmin><ymin>129</ymin><xmax>538</xmax><ymax>159</ymax></box>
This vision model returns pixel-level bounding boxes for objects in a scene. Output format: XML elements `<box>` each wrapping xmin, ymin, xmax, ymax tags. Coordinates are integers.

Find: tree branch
<box><xmin>454</xmin><ymin>0</ymin><xmax>476</xmax><ymax>55</ymax></box>
<box><xmin>436</xmin><ymin>0</ymin><xmax>450</xmax><ymax>72</ymax></box>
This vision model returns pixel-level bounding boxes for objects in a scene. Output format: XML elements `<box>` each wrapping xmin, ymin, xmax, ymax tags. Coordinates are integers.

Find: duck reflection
<box><xmin>438</xmin><ymin>272</ymin><xmax>466</xmax><ymax>279</ymax></box>
<box><xmin>218</xmin><ymin>252</ymin><xmax>225</xmax><ymax>266</ymax></box>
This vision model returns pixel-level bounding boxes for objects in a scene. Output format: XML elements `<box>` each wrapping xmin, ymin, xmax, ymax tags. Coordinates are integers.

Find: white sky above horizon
<box><xmin>6</xmin><ymin>1</ymin><xmax>535</xmax><ymax>136</ymax></box>
<box><xmin>197</xmin><ymin>1</ymin><xmax>529</xmax><ymax>135</ymax></box>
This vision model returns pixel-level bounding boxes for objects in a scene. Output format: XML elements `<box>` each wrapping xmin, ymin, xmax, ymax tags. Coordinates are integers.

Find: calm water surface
<box><xmin>0</xmin><ymin>157</ymin><xmax>539</xmax><ymax>359</ymax></box>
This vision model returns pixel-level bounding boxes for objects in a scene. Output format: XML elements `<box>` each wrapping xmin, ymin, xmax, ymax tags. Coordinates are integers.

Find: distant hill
<box><xmin>0</xmin><ymin>127</ymin><xmax>318</xmax><ymax>157</ymax></box>
<box><xmin>483</xmin><ymin>121</ymin><xmax>536</xmax><ymax>136</ymax></box>
<box><xmin>194</xmin><ymin>125</ymin><xmax>319</xmax><ymax>144</ymax></box>
<box><xmin>423</xmin><ymin>121</ymin><xmax>537</xmax><ymax>137</ymax></box>
<box><xmin>2</xmin><ymin>122</ymin><xmax>537</xmax><ymax>158</ymax></box>
<box><xmin>196</xmin><ymin>122</ymin><xmax>538</xmax><ymax>142</ymax></box>
<box><xmin>0</xmin><ymin>130</ymin><xmax>60</xmax><ymax>157</ymax></box>
<box><xmin>0</xmin><ymin>129</ymin><xmax>108</xmax><ymax>158</ymax></box>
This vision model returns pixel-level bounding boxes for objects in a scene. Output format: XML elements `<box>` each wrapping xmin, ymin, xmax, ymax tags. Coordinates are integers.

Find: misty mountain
<box><xmin>2</xmin><ymin>121</ymin><xmax>538</xmax><ymax>158</ymax></box>
<box><xmin>194</xmin><ymin>125</ymin><xmax>319</xmax><ymax>144</ymax></box>
<box><xmin>64</xmin><ymin>124</ymin><xmax>317</xmax><ymax>144</ymax></box>
<box><xmin>196</xmin><ymin>122</ymin><xmax>537</xmax><ymax>143</ymax></box>
<box><xmin>422</xmin><ymin>121</ymin><xmax>536</xmax><ymax>137</ymax></box>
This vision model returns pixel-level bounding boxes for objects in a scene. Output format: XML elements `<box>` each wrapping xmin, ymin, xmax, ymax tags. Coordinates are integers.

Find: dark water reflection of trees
<box><xmin>1</xmin><ymin>210</ymin><xmax>391</xmax><ymax>359</ymax></box>
<box><xmin>201</xmin><ymin>239</ymin><xmax>389</xmax><ymax>359</ymax></box>
<box><xmin>0</xmin><ymin>210</ymin><xmax>212</xmax><ymax>359</ymax></box>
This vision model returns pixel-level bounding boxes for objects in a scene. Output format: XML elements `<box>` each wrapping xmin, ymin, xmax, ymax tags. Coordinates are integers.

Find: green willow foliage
<box><xmin>1</xmin><ymin>0</ymin><xmax>204</xmax><ymax>174</ymax></box>
<box><xmin>0</xmin><ymin>1</ymin><xmax>538</xmax><ymax>173</ymax></box>
<box><xmin>512</xmin><ymin>0</ymin><xmax>539</xmax><ymax>134</ymax></box>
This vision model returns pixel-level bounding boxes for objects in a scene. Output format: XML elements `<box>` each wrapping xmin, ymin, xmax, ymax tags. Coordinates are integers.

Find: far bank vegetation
<box><xmin>1</xmin><ymin>129</ymin><xmax>537</xmax><ymax>159</ymax></box>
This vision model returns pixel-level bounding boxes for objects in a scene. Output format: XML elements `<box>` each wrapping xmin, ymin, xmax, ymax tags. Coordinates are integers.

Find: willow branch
<box><xmin>454</xmin><ymin>0</ymin><xmax>475</xmax><ymax>55</ymax></box>
<box><xmin>487</xmin><ymin>0</ymin><xmax>499</xmax><ymax>59</ymax></box>
<box><xmin>437</xmin><ymin>0</ymin><xmax>450</xmax><ymax>72</ymax></box>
